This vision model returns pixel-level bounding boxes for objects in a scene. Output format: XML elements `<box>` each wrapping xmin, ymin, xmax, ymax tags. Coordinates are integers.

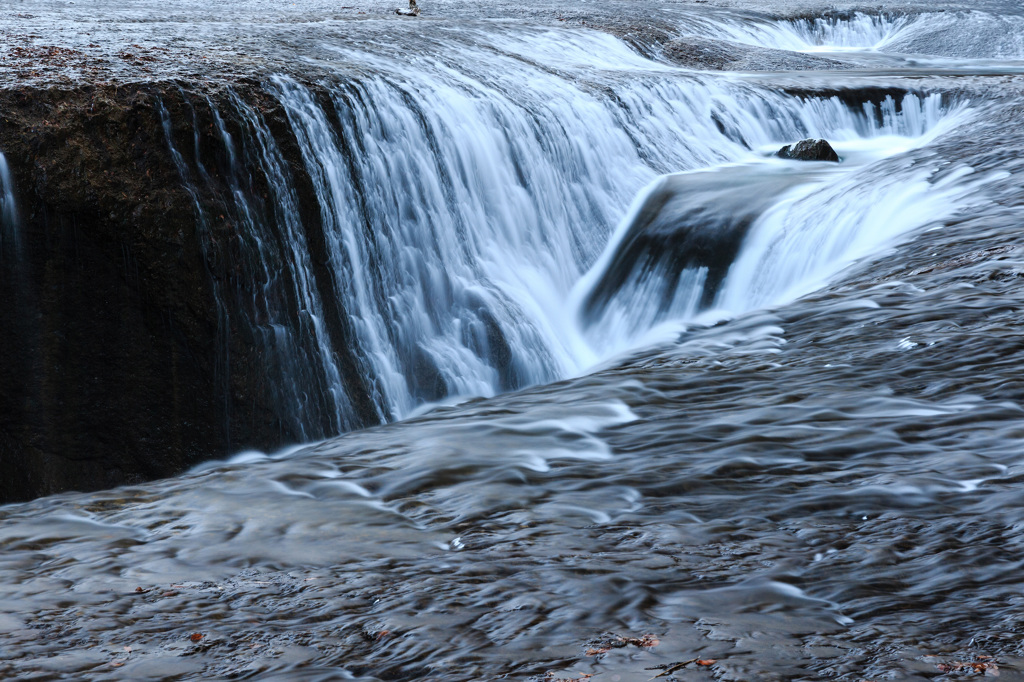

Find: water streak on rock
<box><xmin>0</xmin><ymin>152</ymin><xmax>18</xmax><ymax>259</ymax></box>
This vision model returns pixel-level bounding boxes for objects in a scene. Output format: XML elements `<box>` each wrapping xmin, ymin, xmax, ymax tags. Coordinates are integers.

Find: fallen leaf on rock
<box><xmin>586</xmin><ymin>633</ymin><xmax>659</xmax><ymax>656</ymax></box>
<box><xmin>935</xmin><ymin>661</ymin><xmax>999</xmax><ymax>676</ymax></box>
<box><xmin>618</xmin><ymin>634</ymin><xmax>659</xmax><ymax>648</ymax></box>
<box><xmin>696</xmin><ymin>659</ymin><xmax>717</xmax><ymax>666</ymax></box>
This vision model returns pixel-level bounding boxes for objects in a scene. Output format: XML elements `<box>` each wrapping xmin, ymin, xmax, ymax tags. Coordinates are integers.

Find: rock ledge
<box><xmin>777</xmin><ymin>138</ymin><xmax>841</xmax><ymax>162</ymax></box>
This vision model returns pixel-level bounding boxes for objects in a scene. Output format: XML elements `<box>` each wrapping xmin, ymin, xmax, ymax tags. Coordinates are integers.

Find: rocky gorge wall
<box><xmin>0</xmin><ymin>82</ymin><xmax>379</xmax><ymax>503</ymax></box>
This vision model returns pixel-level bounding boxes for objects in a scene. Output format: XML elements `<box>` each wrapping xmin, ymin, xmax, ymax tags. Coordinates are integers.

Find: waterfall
<box><xmin>704</xmin><ymin>12</ymin><xmax>911</xmax><ymax>52</ymax></box>
<box><xmin>694</xmin><ymin>10</ymin><xmax>1024</xmax><ymax>59</ymax></box>
<box><xmin>151</xmin><ymin>22</ymin><xmax>981</xmax><ymax>437</ymax></box>
<box><xmin>0</xmin><ymin>152</ymin><xmax>18</xmax><ymax>260</ymax></box>
<box><xmin>576</xmin><ymin>93</ymin><xmax>979</xmax><ymax>356</ymax></box>
<box><xmin>270</xmin><ymin>30</ymin><xmax>964</xmax><ymax>421</ymax></box>
<box><xmin>159</xmin><ymin>94</ymin><xmax>361</xmax><ymax>443</ymax></box>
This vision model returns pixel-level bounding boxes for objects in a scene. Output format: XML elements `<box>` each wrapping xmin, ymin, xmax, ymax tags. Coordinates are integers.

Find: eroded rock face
<box><xmin>580</xmin><ymin>168</ymin><xmax>816</xmax><ymax>322</ymax></box>
<box><xmin>0</xmin><ymin>83</ymin><xmax>377</xmax><ymax>503</ymax></box>
<box><xmin>776</xmin><ymin>138</ymin><xmax>841</xmax><ymax>162</ymax></box>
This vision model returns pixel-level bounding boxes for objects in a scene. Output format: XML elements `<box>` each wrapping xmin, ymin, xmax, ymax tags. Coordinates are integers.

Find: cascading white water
<box><xmin>212</xmin><ymin>94</ymin><xmax>357</xmax><ymax>436</ymax></box>
<box><xmin>159</xmin><ymin>95</ymin><xmax>360</xmax><ymax>440</ymax></box>
<box><xmin>574</xmin><ymin>92</ymin><xmax>982</xmax><ymax>357</ymax></box>
<box><xmin>705</xmin><ymin>12</ymin><xmax>910</xmax><ymax>52</ymax></box>
<box><xmin>262</xmin><ymin>22</ymin><xmax>976</xmax><ymax>424</ymax></box>
<box><xmin>687</xmin><ymin>10</ymin><xmax>1024</xmax><ymax>60</ymax></box>
<box><xmin>0</xmin><ymin>152</ymin><xmax>18</xmax><ymax>260</ymax></box>
<box><xmin>144</xmin><ymin>16</ymin><xmax>991</xmax><ymax>437</ymax></box>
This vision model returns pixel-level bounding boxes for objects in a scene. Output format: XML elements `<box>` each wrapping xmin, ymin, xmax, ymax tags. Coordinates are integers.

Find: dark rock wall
<box><xmin>0</xmin><ymin>83</ymin><xmax>371</xmax><ymax>503</ymax></box>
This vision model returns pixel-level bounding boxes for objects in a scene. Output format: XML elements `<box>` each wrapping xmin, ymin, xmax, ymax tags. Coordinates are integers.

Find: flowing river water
<box><xmin>5</xmin><ymin>4</ymin><xmax>1024</xmax><ymax>680</ymax></box>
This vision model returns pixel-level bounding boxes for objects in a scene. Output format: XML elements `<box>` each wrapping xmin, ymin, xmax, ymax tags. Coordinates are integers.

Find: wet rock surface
<box><xmin>663</xmin><ymin>36</ymin><xmax>849</xmax><ymax>71</ymax></box>
<box><xmin>777</xmin><ymin>138</ymin><xmax>841</xmax><ymax>161</ymax></box>
<box><xmin>2</xmin><ymin>1</ymin><xmax>1022</xmax><ymax>88</ymax></box>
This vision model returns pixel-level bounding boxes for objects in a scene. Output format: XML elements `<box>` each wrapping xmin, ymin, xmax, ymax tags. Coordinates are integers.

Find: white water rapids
<box><xmin>247</xmin><ymin>17</ymin><xmax>991</xmax><ymax>428</ymax></box>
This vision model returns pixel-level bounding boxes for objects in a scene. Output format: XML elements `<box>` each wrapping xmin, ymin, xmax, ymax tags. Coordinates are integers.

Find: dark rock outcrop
<box><xmin>0</xmin><ymin>82</ymin><xmax>378</xmax><ymax>503</ymax></box>
<box><xmin>776</xmin><ymin>138</ymin><xmax>840</xmax><ymax>162</ymax></box>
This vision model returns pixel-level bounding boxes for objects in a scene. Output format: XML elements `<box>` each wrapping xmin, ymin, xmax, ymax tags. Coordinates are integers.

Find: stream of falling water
<box><xmin>263</xmin><ymin>24</ymin><xmax>980</xmax><ymax>425</ymax></box>
<box><xmin>0</xmin><ymin>152</ymin><xmax>18</xmax><ymax>260</ymax></box>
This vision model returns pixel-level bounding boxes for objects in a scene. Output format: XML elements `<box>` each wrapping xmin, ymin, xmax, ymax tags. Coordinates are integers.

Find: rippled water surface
<box><xmin>5</xmin><ymin>3</ymin><xmax>1024</xmax><ymax>680</ymax></box>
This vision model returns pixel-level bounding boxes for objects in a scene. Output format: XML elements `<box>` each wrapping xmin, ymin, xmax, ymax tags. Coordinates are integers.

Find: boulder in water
<box><xmin>776</xmin><ymin>138</ymin><xmax>840</xmax><ymax>162</ymax></box>
<box><xmin>396</xmin><ymin>0</ymin><xmax>420</xmax><ymax>16</ymax></box>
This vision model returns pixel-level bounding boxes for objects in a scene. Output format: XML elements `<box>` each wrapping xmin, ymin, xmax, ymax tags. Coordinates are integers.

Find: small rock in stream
<box><xmin>776</xmin><ymin>138</ymin><xmax>840</xmax><ymax>162</ymax></box>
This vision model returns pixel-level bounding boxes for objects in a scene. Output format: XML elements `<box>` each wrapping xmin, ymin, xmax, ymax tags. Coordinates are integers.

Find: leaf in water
<box><xmin>696</xmin><ymin>659</ymin><xmax>717</xmax><ymax>666</ymax></box>
<box><xmin>189</xmin><ymin>632</ymin><xmax>204</xmax><ymax>642</ymax></box>
<box><xmin>638</xmin><ymin>635</ymin><xmax>660</xmax><ymax>648</ymax></box>
<box><xmin>618</xmin><ymin>634</ymin><xmax>660</xmax><ymax>648</ymax></box>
